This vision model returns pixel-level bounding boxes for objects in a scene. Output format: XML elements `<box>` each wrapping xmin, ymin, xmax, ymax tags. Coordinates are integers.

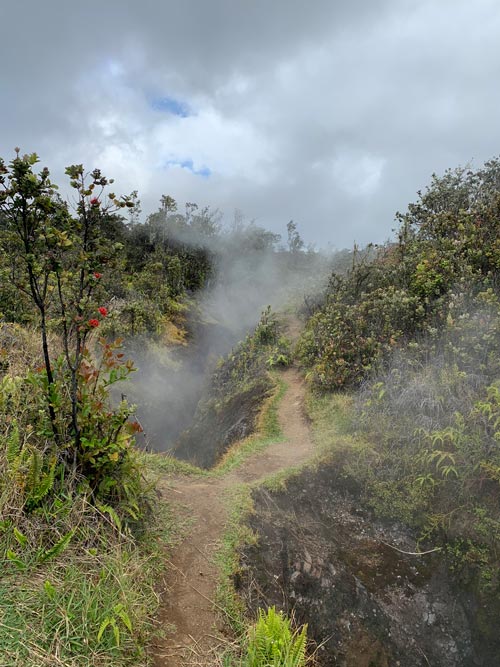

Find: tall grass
<box><xmin>0</xmin><ymin>455</ymin><xmax>174</xmax><ymax>667</ymax></box>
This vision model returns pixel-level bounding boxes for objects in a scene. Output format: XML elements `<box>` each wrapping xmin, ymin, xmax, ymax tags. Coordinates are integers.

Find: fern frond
<box><xmin>40</xmin><ymin>527</ymin><xmax>76</xmax><ymax>562</ymax></box>
<box><xmin>29</xmin><ymin>456</ymin><xmax>57</xmax><ymax>503</ymax></box>
<box><xmin>245</xmin><ymin>607</ymin><xmax>307</xmax><ymax>667</ymax></box>
<box><xmin>27</xmin><ymin>446</ymin><xmax>42</xmax><ymax>494</ymax></box>
<box><xmin>6</xmin><ymin>420</ymin><xmax>21</xmax><ymax>465</ymax></box>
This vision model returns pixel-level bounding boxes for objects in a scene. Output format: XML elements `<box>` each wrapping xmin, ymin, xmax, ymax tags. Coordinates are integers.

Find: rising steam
<box><xmin>122</xmin><ymin>221</ymin><xmax>333</xmax><ymax>453</ymax></box>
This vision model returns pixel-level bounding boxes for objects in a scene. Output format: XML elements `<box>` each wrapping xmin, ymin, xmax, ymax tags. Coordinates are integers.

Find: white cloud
<box><xmin>1</xmin><ymin>0</ymin><xmax>500</xmax><ymax>246</ymax></box>
<box><xmin>332</xmin><ymin>153</ymin><xmax>386</xmax><ymax>197</ymax></box>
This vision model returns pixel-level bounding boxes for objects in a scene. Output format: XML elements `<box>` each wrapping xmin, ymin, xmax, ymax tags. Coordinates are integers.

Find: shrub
<box><xmin>351</xmin><ymin>314</ymin><xmax>500</xmax><ymax>595</ymax></box>
<box><xmin>299</xmin><ymin>157</ymin><xmax>500</xmax><ymax>390</ymax></box>
<box><xmin>298</xmin><ymin>284</ymin><xmax>423</xmax><ymax>389</ymax></box>
<box><xmin>225</xmin><ymin>607</ymin><xmax>308</xmax><ymax>667</ymax></box>
<box><xmin>0</xmin><ymin>152</ymin><xmax>144</xmax><ymax>515</ymax></box>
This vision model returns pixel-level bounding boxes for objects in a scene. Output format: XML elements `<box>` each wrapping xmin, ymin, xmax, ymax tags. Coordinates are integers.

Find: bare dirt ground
<box><xmin>151</xmin><ymin>364</ymin><xmax>315</xmax><ymax>667</ymax></box>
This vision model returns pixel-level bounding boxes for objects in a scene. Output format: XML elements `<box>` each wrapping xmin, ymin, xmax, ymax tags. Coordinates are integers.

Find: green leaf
<box><xmin>6</xmin><ymin>427</ymin><xmax>21</xmax><ymax>465</ymax></box>
<box><xmin>112</xmin><ymin>619</ymin><xmax>120</xmax><ymax>646</ymax></box>
<box><xmin>97</xmin><ymin>503</ymin><xmax>122</xmax><ymax>532</ymax></box>
<box><xmin>43</xmin><ymin>580</ymin><xmax>57</xmax><ymax>600</ymax></box>
<box><xmin>6</xmin><ymin>549</ymin><xmax>26</xmax><ymax>570</ymax></box>
<box><xmin>40</xmin><ymin>527</ymin><xmax>76</xmax><ymax>562</ymax></box>
<box><xmin>0</xmin><ymin>519</ymin><xmax>12</xmax><ymax>534</ymax></box>
<box><xmin>97</xmin><ymin>618</ymin><xmax>110</xmax><ymax>643</ymax></box>
<box><xmin>13</xmin><ymin>527</ymin><xmax>28</xmax><ymax>548</ymax></box>
<box><xmin>115</xmin><ymin>605</ymin><xmax>133</xmax><ymax>633</ymax></box>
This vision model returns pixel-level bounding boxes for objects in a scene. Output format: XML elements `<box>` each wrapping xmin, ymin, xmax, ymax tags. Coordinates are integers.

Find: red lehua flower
<box><xmin>90</xmin><ymin>197</ymin><xmax>100</xmax><ymax>206</ymax></box>
<box><xmin>88</xmin><ymin>319</ymin><xmax>99</xmax><ymax>328</ymax></box>
<box><xmin>93</xmin><ymin>272</ymin><xmax>102</xmax><ymax>279</ymax></box>
<box><xmin>98</xmin><ymin>306</ymin><xmax>108</xmax><ymax>317</ymax></box>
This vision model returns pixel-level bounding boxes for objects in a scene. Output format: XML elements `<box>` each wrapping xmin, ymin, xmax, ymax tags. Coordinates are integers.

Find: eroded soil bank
<box><xmin>238</xmin><ymin>464</ymin><xmax>498</xmax><ymax>666</ymax></box>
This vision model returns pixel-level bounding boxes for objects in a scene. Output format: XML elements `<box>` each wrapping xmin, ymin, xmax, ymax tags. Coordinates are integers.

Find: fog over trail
<box><xmin>123</xmin><ymin>231</ymin><xmax>332</xmax><ymax>453</ymax></box>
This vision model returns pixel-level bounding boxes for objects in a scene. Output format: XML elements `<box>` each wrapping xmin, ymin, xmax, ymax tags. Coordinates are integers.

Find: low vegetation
<box><xmin>0</xmin><ymin>500</ymin><xmax>172</xmax><ymax>666</ymax></box>
<box><xmin>298</xmin><ymin>158</ymin><xmax>500</xmax><ymax>640</ymax></box>
<box><xmin>174</xmin><ymin>307</ymin><xmax>291</xmax><ymax>467</ymax></box>
<box><xmin>223</xmin><ymin>607</ymin><xmax>308</xmax><ymax>667</ymax></box>
<box><xmin>0</xmin><ymin>152</ymin><xmax>179</xmax><ymax>666</ymax></box>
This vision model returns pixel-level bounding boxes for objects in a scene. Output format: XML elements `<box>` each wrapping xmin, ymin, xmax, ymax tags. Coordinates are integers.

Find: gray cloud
<box><xmin>1</xmin><ymin>0</ymin><xmax>500</xmax><ymax>247</ymax></box>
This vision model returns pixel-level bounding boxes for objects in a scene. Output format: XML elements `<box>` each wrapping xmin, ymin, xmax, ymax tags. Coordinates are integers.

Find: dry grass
<box><xmin>0</xmin><ymin>323</ymin><xmax>62</xmax><ymax>377</ymax></box>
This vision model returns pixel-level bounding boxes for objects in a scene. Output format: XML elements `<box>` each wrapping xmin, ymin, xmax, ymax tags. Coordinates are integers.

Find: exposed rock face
<box><xmin>173</xmin><ymin>378</ymin><xmax>271</xmax><ymax>468</ymax></box>
<box><xmin>238</xmin><ymin>465</ymin><xmax>497</xmax><ymax>666</ymax></box>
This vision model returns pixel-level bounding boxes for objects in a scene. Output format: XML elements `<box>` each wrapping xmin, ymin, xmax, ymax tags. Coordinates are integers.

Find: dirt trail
<box><xmin>151</xmin><ymin>363</ymin><xmax>315</xmax><ymax>667</ymax></box>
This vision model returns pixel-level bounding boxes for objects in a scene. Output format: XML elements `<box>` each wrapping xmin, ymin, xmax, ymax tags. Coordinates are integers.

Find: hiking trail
<box><xmin>151</xmin><ymin>322</ymin><xmax>315</xmax><ymax>666</ymax></box>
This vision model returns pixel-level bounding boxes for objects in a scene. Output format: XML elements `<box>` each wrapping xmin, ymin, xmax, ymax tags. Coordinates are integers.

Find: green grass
<box><xmin>258</xmin><ymin>388</ymin><xmax>366</xmax><ymax>494</ymax></box>
<box><xmin>215</xmin><ymin>484</ymin><xmax>256</xmax><ymax>637</ymax></box>
<box><xmin>0</xmin><ymin>447</ymin><xmax>195</xmax><ymax>666</ymax></box>
<box><xmin>258</xmin><ymin>465</ymin><xmax>306</xmax><ymax>493</ymax></box>
<box><xmin>0</xmin><ymin>494</ymin><xmax>175</xmax><ymax>667</ymax></box>
<box><xmin>212</xmin><ymin>376</ymin><xmax>286</xmax><ymax>477</ymax></box>
<box><xmin>304</xmin><ymin>388</ymin><xmax>372</xmax><ymax>460</ymax></box>
<box><xmin>139</xmin><ymin>450</ymin><xmax>208</xmax><ymax>478</ymax></box>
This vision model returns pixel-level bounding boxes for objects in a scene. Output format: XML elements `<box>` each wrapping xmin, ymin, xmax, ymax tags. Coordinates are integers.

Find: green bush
<box><xmin>299</xmin><ymin>158</ymin><xmax>500</xmax><ymax>391</ymax></box>
<box><xmin>298</xmin><ymin>284</ymin><xmax>423</xmax><ymax>389</ymax></box>
<box><xmin>350</xmin><ymin>318</ymin><xmax>500</xmax><ymax>596</ymax></box>
<box><xmin>266</xmin><ymin>336</ymin><xmax>292</xmax><ymax>368</ymax></box>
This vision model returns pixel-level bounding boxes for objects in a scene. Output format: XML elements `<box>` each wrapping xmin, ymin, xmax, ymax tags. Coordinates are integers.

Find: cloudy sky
<box><xmin>1</xmin><ymin>0</ymin><xmax>499</xmax><ymax>248</ymax></box>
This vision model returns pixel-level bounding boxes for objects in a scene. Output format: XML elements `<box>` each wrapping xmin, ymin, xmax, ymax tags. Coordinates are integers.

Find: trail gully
<box><xmin>151</xmin><ymin>364</ymin><xmax>315</xmax><ymax>667</ymax></box>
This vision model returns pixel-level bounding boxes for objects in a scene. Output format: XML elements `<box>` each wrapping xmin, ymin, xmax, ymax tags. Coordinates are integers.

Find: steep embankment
<box><xmin>239</xmin><ymin>466</ymin><xmax>481</xmax><ymax>667</ymax></box>
<box><xmin>152</xmin><ymin>364</ymin><xmax>314</xmax><ymax>666</ymax></box>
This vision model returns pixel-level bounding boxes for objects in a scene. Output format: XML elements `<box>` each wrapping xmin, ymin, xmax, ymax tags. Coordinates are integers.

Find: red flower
<box><xmin>98</xmin><ymin>306</ymin><xmax>108</xmax><ymax>317</ymax></box>
<box><xmin>90</xmin><ymin>197</ymin><xmax>100</xmax><ymax>206</ymax></box>
<box><xmin>88</xmin><ymin>319</ymin><xmax>99</xmax><ymax>328</ymax></box>
<box><xmin>93</xmin><ymin>272</ymin><xmax>102</xmax><ymax>280</ymax></box>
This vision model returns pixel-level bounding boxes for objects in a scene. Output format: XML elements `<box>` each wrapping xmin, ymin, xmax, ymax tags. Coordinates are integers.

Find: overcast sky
<box><xmin>1</xmin><ymin>0</ymin><xmax>499</xmax><ymax>248</ymax></box>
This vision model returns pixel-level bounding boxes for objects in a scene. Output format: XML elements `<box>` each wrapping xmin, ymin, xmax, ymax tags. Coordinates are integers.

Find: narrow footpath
<box><xmin>152</xmin><ymin>364</ymin><xmax>315</xmax><ymax>666</ymax></box>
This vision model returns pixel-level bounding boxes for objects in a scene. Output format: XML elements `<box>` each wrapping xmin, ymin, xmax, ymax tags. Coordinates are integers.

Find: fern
<box><xmin>28</xmin><ymin>456</ymin><xmax>57</xmax><ymax>504</ymax></box>
<box><xmin>6</xmin><ymin>549</ymin><xmax>27</xmax><ymax>571</ymax></box>
<box><xmin>19</xmin><ymin>447</ymin><xmax>57</xmax><ymax>508</ymax></box>
<box><xmin>27</xmin><ymin>447</ymin><xmax>42</xmax><ymax>494</ymax></box>
<box><xmin>284</xmin><ymin>625</ymin><xmax>307</xmax><ymax>667</ymax></box>
<box><xmin>245</xmin><ymin>607</ymin><xmax>308</xmax><ymax>667</ymax></box>
<box><xmin>96</xmin><ymin>502</ymin><xmax>122</xmax><ymax>532</ymax></box>
<box><xmin>40</xmin><ymin>527</ymin><xmax>76</xmax><ymax>562</ymax></box>
<box><xmin>6</xmin><ymin>420</ymin><xmax>21</xmax><ymax>465</ymax></box>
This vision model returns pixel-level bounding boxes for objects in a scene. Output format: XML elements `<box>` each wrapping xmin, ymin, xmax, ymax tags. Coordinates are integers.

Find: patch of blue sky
<box><xmin>150</xmin><ymin>95</ymin><xmax>190</xmax><ymax>117</ymax></box>
<box><xmin>165</xmin><ymin>158</ymin><xmax>211</xmax><ymax>178</ymax></box>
